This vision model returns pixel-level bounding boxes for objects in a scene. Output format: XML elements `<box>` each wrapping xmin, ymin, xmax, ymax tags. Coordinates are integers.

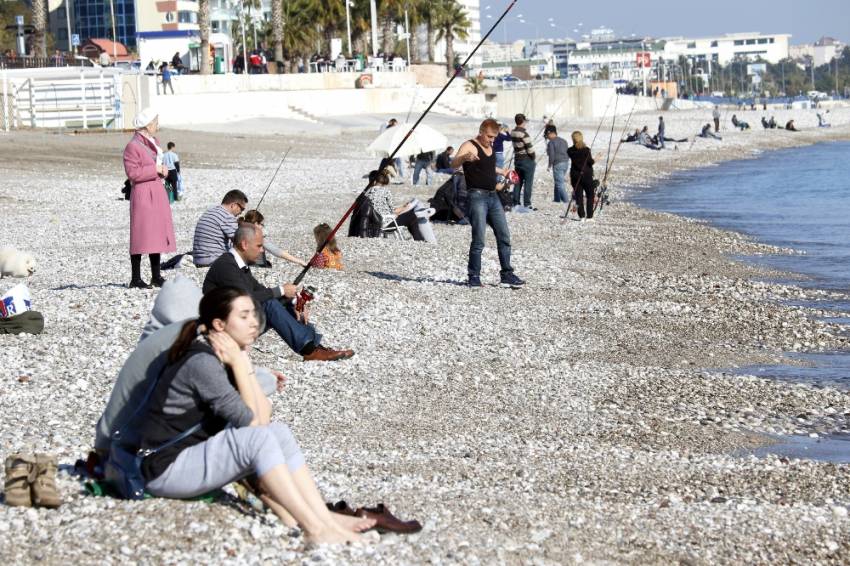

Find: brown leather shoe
<box><xmin>302</xmin><ymin>345</ymin><xmax>353</xmax><ymax>362</ymax></box>
<box><xmin>355</xmin><ymin>504</ymin><xmax>422</xmax><ymax>534</ymax></box>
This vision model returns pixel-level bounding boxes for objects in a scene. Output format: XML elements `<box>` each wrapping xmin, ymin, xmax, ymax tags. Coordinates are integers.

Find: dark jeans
<box><xmin>513</xmin><ymin>158</ymin><xmax>535</xmax><ymax>207</ymax></box>
<box><xmin>262</xmin><ymin>299</ymin><xmax>320</xmax><ymax>354</ymax></box>
<box><xmin>571</xmin><ymin>176</ymin><xmax>596</xmax><ymax>219</ymax></box>
<box><xmin>467</xmin><ymin>189</ymin><xmax>513</xmax><ymax>278</ymax></box>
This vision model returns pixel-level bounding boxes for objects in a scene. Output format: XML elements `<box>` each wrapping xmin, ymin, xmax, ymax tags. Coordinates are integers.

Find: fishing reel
<box><xmin>294</xmin><ymin>285</ymin><xmax>318</xmax><ymax>315</ymax></box>
<box><xmin>497</xmin><ymin>169</ymin><xmax>520</xmax><ymax>191</ymax></box>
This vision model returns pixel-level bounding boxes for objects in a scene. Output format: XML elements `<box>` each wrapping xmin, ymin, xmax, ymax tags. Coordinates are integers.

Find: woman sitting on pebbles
<box><xmin>137</xmin><ymin>286</ymin><xmax>374</xmax><ymax>544</ymax></box>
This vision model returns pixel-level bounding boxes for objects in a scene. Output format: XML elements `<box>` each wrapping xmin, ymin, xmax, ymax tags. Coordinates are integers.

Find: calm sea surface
<box><xmin>632</xmin><ymin>141</ymin><xmax>850</xmax><ymax>460</ymax></box>
<box><xmin>632</xmin><ymin>141</ymin><xmax>850</xmax><ymax>389</ymax></box>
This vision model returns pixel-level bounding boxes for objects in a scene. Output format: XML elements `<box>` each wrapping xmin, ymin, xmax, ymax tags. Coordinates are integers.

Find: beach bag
<box><xmin>122</xmin><ymin>178</ymin><xmax>132</xmax><ymax>200</ymax></box>
<box><xmin>106</xmin><ymin>423</ymin><xmax>201</xmax><ymax>500</ymax></box>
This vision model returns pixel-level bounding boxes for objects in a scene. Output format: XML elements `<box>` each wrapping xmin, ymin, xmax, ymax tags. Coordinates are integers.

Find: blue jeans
<box><xmin>262</xmin><ymin>299</ymin><xmax>319</xmax><ymax>354</ymax></box>
<box><xmin>467</xmin><ymin>189</ymin><xmax>513</xmax><ymax>279</ymax></box>
<box><xmin>513</xmin><ymin>158</ymin><xmax>535</xmax><ymax>207</ymax></box>
<box><xmin>413</xmin><ymin>159</ymin><xmax>433</xmax><ymax>185</ymax></box>
<box><xmin>393</xmin><ymin>157</ymin><xmax>405</xmax><ymax>179</ymax></box>
<box><xmin>552</xmin><ymin>161</ymin><xmax>569</xmax><ymax>202</ymax></box>
<box><xmin>495</xmin><ymin>152</ymin><xmax>505</xmax><ymax>171</ymax></box>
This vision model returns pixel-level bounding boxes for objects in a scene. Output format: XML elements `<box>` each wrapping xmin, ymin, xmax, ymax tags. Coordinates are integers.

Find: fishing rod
<box><xmin>534</xmin><ymin>91</ymin><xmax>615</xmax><ymax>169</ymax></box>
<box><xmin>561</xmin><ymin>93</ymin><xmax>618</xmax><ymax>220</ymax></box>
<box><xmin>293</xmin><ymin>0</ymin><xmax>519</xmax><ymax>286</ymax></box>
<box><xmin>255</xmin><ymin>147</ymin><xmax>292</xmax><ymax>211</ymax></box>
<box><xmin>589</xmin><ymin>98</ymin><xmax>638</xmax><ymax>216</ymax></box>
<box><xmin>503</xmin><ymin>80</ymin><xmax>536</xmax><ymax>173</ymax></box>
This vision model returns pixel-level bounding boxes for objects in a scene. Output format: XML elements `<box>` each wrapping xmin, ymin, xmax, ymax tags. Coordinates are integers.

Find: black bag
<box><xmin>122</xmin><ymin>179</ymin><xmax>132</xmax><ymax>200</ymax></box>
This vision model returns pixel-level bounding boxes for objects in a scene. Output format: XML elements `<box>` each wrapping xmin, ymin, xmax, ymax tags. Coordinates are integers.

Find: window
<box><xmin>758</xmin><ymin>38</ymin><xmax>768</xmax><ymax>44</ymax></box>
<box><xmin>734</xmin><ymin>40</ymin><xmax>744</xmax><ymax>46</ymax></box>
<box><xmin>710</xmin><ymin>40</ymin><xmax>718</xmax><ymax>47</ymax></box>
<box><xmin>746</xmin><ymin>39</ymin><xmax>756</xmax><ymax>45</ymax></box>
<box><xmin>769</xmin><ymin>38</ymin><xmax>775</xmax><ymax>44</ymax></box>
<box><xmin>178</xmin><ymin>11</ymin><xmax>198</xmax><ymax>24</ymax></box>
<box><xmin>687</xmin><ymin>42</ymin><xmax>696</xmax><ymax>49</ymax></box>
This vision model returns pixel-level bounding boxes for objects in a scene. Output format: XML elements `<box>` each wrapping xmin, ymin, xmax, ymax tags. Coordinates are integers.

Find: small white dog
<box><xmin>0</xmin><ymin>248</ymin><xmax>37</xmax><ymax>278</ymax></box>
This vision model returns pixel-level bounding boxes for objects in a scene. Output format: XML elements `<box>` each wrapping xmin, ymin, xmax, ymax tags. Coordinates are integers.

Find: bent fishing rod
<box><xmin>255</xmin><ymin>147</ymin><xmax>292</xmax><ymax>211</ymax></box>
<box><xmin>561</xmin><ymin>93</ymin><xmax>618</xmax><ymax>220</ymax></box>
<box><xmin>293</xmin><ymin>0</ymin><xmax>519</xmax><ymax>286</ymax></box>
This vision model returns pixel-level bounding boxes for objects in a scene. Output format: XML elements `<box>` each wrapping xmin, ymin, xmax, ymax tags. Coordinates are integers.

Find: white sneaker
<box><xmin>585</xmin><ymin>217</ymin><xmax>596</xmax><ymax>223</ymax></box>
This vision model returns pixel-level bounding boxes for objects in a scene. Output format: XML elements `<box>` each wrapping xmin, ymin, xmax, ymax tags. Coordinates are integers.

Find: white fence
<box><xmin>1</xmin><ymin>68</ymin><xmax>124</xmax><ymax>131</ymax></box>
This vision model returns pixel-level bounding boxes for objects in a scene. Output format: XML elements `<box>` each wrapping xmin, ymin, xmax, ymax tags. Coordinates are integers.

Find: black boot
<box><xmin>150</xmin><ymin>254</ymin><xmax>165</xmax><ymax>288</ymax></box>
<box><xmin>129</xmin><ymin>254</ymin><xmax>151</xmax><ymax>289</ymax></box>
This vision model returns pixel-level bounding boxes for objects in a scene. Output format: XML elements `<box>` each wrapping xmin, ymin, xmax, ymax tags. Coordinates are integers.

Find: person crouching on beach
<box><xmin>137</xmin><ymin>287</ymin><xmax>374</xmax><ymax>543</ymax></box>
<box><xmin>566</xmin><ymin>131</ymin><xmax>601</xmax><ymax>221</ymax></box>
<box><xmin>699</xmin><ymin>124</ymin><xmax>722</xmax><ymax>141</ymax></box>
<box><xmin>309</xmin><ymin>223</ymin><xmax>344</xmax><ymax>270</ymax></box>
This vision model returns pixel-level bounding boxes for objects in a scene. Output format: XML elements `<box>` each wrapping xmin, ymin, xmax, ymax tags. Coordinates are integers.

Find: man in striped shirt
<box><xmin>510</xmin><ymin>113</ymin><xmax>537</xmax><ymax>211</ymax></box>
<box><xmin>192</xmin><ymin>190</ymin><xmax>248</xmax><ymax>266</ymax></box>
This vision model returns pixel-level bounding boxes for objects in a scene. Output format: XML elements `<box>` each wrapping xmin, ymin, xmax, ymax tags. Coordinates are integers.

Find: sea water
<box><xmin>632</xmin><ymin>141</ymin><xmax>850</xmax><ymax>461</ymax></box>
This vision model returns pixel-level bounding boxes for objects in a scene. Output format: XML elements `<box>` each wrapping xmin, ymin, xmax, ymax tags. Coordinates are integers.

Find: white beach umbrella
<box><xmin>367</xmin><ymin>123</ymin><xmax>448</xmax><ymax>158</ymax></box>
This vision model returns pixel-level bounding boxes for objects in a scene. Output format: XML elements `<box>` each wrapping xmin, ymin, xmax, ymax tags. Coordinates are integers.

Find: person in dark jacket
<box><xmin>566</xmin><ymin>131</ymin><xmax>599</xmax><ymax>221</ymax></box>
<box><xmin>138</xmin><ymin>286</ymin><xmax>374</xmax><ymax>544</ymax></box>
<box><xmin>203</xmin><ymin>223</ymin><xmax>353</xmax><ymax>362</ymax></box>
<box><xmin>435</xmin><ymin>146</ymin><xmax>455</xmax><ymax>174</ymax></box>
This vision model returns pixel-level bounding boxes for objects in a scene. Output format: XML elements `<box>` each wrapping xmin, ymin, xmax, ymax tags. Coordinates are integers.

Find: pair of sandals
<box><xmin>327</xmin><ymin>500</ymin><xmax>422</xmax><ymax>534</ymax></box>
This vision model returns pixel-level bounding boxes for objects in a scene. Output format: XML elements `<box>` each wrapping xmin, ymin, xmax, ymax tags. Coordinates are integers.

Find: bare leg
<box><xmin>258</xmin><ymin>464</ymin><xmax>360</xmax><ymax>544</ymax></box>
<box><xmin>291</xmin><ymin>466</ymin><xmax>376</xmax><ymax>533</ymax></box>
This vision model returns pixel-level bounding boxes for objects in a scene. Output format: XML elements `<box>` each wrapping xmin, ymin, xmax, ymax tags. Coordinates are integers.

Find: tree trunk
<box><xmin>445</xmin><ymin>32</ymin><xmax>454</xmax><ymax>76</ymax></box>
<box><xmin>31</xmin><ymin>0</ymin><xmax>47</xmax><ymax>58</ymax></box>
<box><xmin>272</xmin><ymin>0</ymin><xmax>283</xmax><ymax>67</ymax></box>
<box><xmin>381</xmin><ymin>15</ymin><xmax>394</xmax><ymax>55</ymax></box>
<box><xmin>199</xmin><ymin>0</ymin><xmax>211</xmax><ymax>74</ymax></box>
<box><xmin>426</xmin><ymin>19</ymin><xmax>435</xmax><ymax>62</ymax></box>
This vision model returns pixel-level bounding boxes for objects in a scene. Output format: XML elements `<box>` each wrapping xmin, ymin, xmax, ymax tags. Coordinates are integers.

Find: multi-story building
<box><xmin>135</xmin><ymin>1</ymin><xmax>200</xmax><ymax>70</ymax></box>
<box><xmin>663</xmin><ymin>32</ymin><xmax>791</xmax><ymax>65</ymax></box>
<box><xmin>567</xmin><ymin>37</ymin><xmax>662</xmax><ymax>83</ymax></box>
<box><xmin>67</xmin><ymin>0</ymin><xmax>137</xmax><ymax>49</ymax></box>
<box><xmin>791</xmin><ymin>37</ymin><xmax>846</xmax><ymax>66</ymax></box>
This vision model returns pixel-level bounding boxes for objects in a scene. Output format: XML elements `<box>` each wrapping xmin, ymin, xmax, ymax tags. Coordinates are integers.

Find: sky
<box><xmin>479</xmin><ymin>0</ymin><xmax>850</xmax><ymax>45</ymax></box>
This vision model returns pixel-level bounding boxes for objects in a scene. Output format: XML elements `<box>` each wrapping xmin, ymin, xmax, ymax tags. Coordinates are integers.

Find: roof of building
<box><xmin>82</xmin><ymin>38</ymin><xmax>130</xmax><ymax>57</ymax></box>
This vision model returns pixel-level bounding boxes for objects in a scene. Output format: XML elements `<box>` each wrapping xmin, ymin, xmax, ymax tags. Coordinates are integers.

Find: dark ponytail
<box><xmin>167</xmin><ymin>286</ymin><xmax>251</xmax><ymax>364</ymax></box>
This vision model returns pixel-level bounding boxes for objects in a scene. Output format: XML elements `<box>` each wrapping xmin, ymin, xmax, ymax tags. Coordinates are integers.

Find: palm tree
<box><xmin>31</xmin><ymin>0</ymin><xmax>47</xmax><ymax>58</ymax></box>
<box><xmin>271</xmin><ymin>0</ymin><xmax>283</xmax><ymax>66</ymax></box>
<box><xmin>433</xmin><ymin>0</ymin><xmax>469</xmax><ymax>75</ymax></box>
<box><xmin>378</xmin><ymin>0</ymin><xmax>405</xmax><ymax>55</ymax></box>
<box><xmin>199</xmin><ymin>0</ymin><xmax>211</xmax><ymax>74</ymax></box>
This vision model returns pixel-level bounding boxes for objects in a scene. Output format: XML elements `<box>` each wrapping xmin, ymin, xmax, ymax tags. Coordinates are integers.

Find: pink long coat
<box><xmin>123</xmin><ymin>133</ymin><xmax>176</xmax><ymax>255</ymax></box>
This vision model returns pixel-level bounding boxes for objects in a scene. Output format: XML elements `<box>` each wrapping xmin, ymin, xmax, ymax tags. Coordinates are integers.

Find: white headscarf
<box><xmin>133</xmin><ymin>107</ymin><xmax>158</xmax><ymax>130</ymax></box>
<box><xmin>133</xmin><ymin>108</ymin><xmax>163</xmax><ymax>166</ymax></box>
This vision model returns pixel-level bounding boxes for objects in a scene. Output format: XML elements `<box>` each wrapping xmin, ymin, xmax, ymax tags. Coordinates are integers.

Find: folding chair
<box><xmin>381</xmin><ymin>215</ymin><xmax>406</xmax><ymax>240</ymax></box>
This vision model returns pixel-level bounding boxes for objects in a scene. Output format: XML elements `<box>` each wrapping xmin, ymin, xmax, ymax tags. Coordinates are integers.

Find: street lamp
<box><xmin>345</xmin><ymin>0</ymin><xmax>353</xmax><ymax>57</ymax></box>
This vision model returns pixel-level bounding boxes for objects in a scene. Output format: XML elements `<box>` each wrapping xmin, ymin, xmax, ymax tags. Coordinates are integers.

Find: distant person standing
<box><xmin>566</xmin><ymin>131</ymin><xmax>599</xmax><ymax>221</ymax></box>
<box><xmin>412</xmin><ymin>150</ymin><xmax>435</xmax><ymax>186</ymax></box>
<box><xmin>123</xmin><ymin>108</ymin><xmax>176</xmax><ymax>288</ymax></box>
<box><xmin>452</xmin><ymin>118</ymin><xmax>525</xmax><ymax>288</ymax></box>
<box><xmin>163</xmin><ymin>142</ymin><xmax>181</xmax><ymax>202</ymax></box>
<box><xmin>510</xmin><ymin>113</ymin><xmax>537</xmax><ymax>211</ymax></box>
<box><xmin>545</xmin><ymin>125</ymin><xmax>570</xmax><ymax>203</ymax></box>
<box><xmin>98</xmin><ymin>51</ymin><xmax>111</xmax><ymax>67</ymax></box>
<box><xmin>712</xmin><ymin>106</ymin><xmax>721</xmax><ymax>132</ymax></box>
<box><xmin>161</xmin><ymin>63</ymin><xmax>175</xmax><ymax>95</ymax></box>
<box><xmin>657</xmin><ymin>116</ymin><xmax>666</xmax><ymax>149</ymax></box>
<box><xmin>493</xmin><ymin>124</ymin><xmax>512</xmax><ymax>170</ymax></box>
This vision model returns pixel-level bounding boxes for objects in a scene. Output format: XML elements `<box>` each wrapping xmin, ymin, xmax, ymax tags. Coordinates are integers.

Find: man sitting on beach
<box><xmin>192</xmin><ymin>190</ymin><xmax>248</xmax><ymax>267</ymax></box>
<box><xmin>731</xmin><ymin>114</ymin><xmax>750</xmax><ymax>131</ymax></box>
<box><xmin>699</xmin><ymin>123</ymin><xmax>722</xmax><ymax>140</ymax></box>
<box><xmin>817</xmin><ymin>112</ymin><xmax>831</xmax><ymax>128</ymax></box>
<box><xmin>203</xmin><ymin>223</ymin><xmax>353</xmax><ymax>361</ymax></box>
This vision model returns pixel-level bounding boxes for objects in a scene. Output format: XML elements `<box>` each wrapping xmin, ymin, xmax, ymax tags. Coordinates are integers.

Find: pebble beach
<box><xmin>2</xmin><ymin>105</ymin><xmax>850</xmax><ymax>564</ymax></box>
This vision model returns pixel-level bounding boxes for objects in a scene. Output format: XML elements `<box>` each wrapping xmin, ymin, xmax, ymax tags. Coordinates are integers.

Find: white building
<box><xmin>567</xmin><ymin>38</ymin><xmax>661</xmax><ymax>82</ymax></box>
<box><xmin>791</xmin><ymin>37</ymin><xmax>846</xmax><ymax>66</ymax></box>
<box><xmin>663</xmin><ymin>32</ymin><xmax>791</xmax><ymax>65</ymax></box>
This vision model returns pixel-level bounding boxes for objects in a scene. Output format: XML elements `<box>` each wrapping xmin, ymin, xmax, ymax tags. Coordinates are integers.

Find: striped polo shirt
<box><xmin>192</xmin><ymin>205</ymin><xmax>238</xmax><ymax>266</ymax></box>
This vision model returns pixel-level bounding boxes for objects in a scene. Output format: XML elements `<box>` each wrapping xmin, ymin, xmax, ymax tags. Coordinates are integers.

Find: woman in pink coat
<box><xmin>123</xmin><ymin>108</ymin><xmax>176</xmax><ymax>289</ymax></box>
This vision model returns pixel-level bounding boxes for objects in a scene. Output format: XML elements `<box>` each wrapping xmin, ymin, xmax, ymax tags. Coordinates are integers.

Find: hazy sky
<box><xmin>479</xmin><ymin>0</ymin><xmax>850</xmax><ymax>45</ymax></box>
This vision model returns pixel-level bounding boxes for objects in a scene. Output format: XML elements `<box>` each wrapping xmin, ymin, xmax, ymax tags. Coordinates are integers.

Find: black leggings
<box><xmin>571</xmin><ymin>176</ymin><xmax>596</xmax><ymax>219</ymax></box>
<box><xmin>131</xmin><ymin>253</ymin><xmax>161</xmax><ymax>281</ymax></box>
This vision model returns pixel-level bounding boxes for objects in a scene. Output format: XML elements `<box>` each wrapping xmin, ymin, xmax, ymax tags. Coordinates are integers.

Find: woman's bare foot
<box><xmin>304</xmin><ymin>526</ymin><xmax>363</xmax><ymax>545</ymax></box>
<box><xmin>331</xmin><ymin>511</ymin><xmax>376</xmax><ymax>533</ymax></box>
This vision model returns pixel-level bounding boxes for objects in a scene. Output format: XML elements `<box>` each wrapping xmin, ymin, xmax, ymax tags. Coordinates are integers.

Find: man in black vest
<box><xmin>452</xmin><ymin>118</ymin><xmax>525</xmax><ymax>289</ymax></box>
<box><xmin>203</xmin><ymin>223</ymin><xmax>353</xmax><ymax>361</ymax></box>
